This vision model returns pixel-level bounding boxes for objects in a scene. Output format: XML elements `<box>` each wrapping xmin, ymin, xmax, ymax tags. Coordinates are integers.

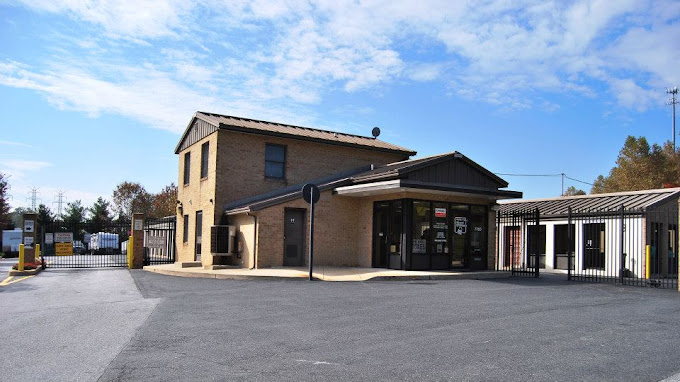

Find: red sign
<box><xmin>435</xmin><ymin>208</ymin><xmax>447</xmax><ymax>218</ymax></box>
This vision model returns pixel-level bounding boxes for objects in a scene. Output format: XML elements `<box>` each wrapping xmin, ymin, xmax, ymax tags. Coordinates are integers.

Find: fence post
<box><xmin>496</xmin><ymin>210</ymin><xmax>501</xmax><ymax>271</ymax></box>
<box><xmin>619</xmin><ymin>204</ymin><xmax>625</xmax><ymax>284</ymax></box>
<box><xmin>568</xmin><ymin>207</ymin><xmax>572</xmax><ymax>281</ymax></box>
<box><xmin>534</xmin><ymin>208</ymin><xmax>540</xmax><ymax>278</ymax></box>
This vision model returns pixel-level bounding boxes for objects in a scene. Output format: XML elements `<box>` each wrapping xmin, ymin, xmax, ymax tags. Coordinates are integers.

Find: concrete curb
<box><xmin>9</xmin><ymin>267</ymin><xmax>44</xmax><ymax>277</ymax></box>
<box><xmin>143</xmin><ymin>266</ymin><xmax>512</xmax><ymax>282</ymax></box>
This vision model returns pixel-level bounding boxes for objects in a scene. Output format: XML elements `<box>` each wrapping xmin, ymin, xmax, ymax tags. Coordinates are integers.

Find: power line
<box><xmin>495</xmin><ymin>173</ymin><xmax>562</xmax><ymax>177</ymax></box>
<box><xmin>494</xmin><ymin>172</ymin><xmax>594</xmax><ymax>196</ymax></box>
<box><xmin>564</xmin><ymin>175</ymin><xmax>594</xmax><ymax>186</ymax></box>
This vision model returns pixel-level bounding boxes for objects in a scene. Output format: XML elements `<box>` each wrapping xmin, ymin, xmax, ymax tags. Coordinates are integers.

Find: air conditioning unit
<box><xmin>210</xmin><ymin>225</ymin><xmax>236</xmax><ymax>256</ymax></box>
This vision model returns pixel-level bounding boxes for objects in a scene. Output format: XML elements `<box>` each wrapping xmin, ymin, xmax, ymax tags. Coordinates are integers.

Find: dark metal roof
<box><xmin>499</xmin><ymin>188</ymin><xmax>680</xmax><ymax>215</ymax></box>
<box><xmin>223</xmin><ymin>166</ymin><xmax>372</xmax><ymax>214</ymax></box>
<box><xmin>175</xmin><ymin>111</ymin><xmax>416</xmax><ymax>156</ymax></box>
<box><xmin>224</xmin><ymin>153</ymin><xmax>521</xmax><ymax>214</ymax></box>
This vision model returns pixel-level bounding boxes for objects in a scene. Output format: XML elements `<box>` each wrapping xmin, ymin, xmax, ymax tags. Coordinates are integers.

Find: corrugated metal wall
<box><xmin>178</xmin><ymin>118</ymin><xmax>218</xmax><ymax>152</ymax></box>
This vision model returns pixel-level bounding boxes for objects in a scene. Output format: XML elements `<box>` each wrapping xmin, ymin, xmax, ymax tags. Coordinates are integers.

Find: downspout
<box><xmin>247</xmin><ymin>212</ymin><xmax>258</xmax><ymax>269</ymax></box>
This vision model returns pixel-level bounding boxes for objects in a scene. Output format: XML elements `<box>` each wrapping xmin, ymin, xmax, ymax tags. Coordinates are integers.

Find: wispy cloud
<box><xmin>1</xmin><ymin>160</ymin><xmax>51</xmax><ymax>172</ymax></box>
<box><xmin>0</xmin><ymin>140</ymin><xmax>32</xmax><ymax>148</ymax></box>
<box><xmin>2</xmin><ymin>0</ymin><xmax>678</xmax><ymax>131</ymax></box>
<box><xmin>1</xmin><ymin>159</ymin><xmax>52</xmax><ymax>183</ymax></box>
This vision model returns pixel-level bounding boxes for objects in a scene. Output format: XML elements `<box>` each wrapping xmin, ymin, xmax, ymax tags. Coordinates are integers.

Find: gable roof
<box><xmin>175</xmin><ymin>111</ymin><xmax>416</xmax><ymax>156</ymax></box>
<box><xmin>350</xmin><ymin>151</ymin><xmax>509</xmax><ymax>187</ymax></box>
<box><xmin>499</xmin><ymin>188</ymin><xmax>680</xmax><ymax>216</ymax></box>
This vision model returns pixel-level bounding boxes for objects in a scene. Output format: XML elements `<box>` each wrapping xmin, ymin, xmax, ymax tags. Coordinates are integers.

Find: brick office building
<box><xmin>175</xmin><ymin>112</ymin><xmax>521</xmax><ymax>270</ymax></box>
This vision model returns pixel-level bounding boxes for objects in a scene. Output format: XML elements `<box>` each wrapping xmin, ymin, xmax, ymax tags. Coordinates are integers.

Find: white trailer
<box><xmin>90</xmin><ymin>232</ymin><xmax>120</xmax><ymax>254</ymax></box>
<box><xmin>2</xmin><ymin>229</ymin><xmax>23</xmax><ymax>254</ymax></box>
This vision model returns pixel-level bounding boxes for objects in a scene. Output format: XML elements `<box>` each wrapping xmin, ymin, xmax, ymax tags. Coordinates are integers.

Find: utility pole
<box><xmin>667</xmin><ymin>87</ymin><xmax>678</xmax><ymax>150</ymax></box>
<box><xmin>53</xmin><ymin>191</ymin><xmax>66</xmax><ymax>220</ymax></box>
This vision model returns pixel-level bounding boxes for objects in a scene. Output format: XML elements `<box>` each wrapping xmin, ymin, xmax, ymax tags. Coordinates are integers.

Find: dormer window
<box><xmin>265</xmin><ymin>144</ymin><xmax>286</xmax><ymax>179</ymax></box>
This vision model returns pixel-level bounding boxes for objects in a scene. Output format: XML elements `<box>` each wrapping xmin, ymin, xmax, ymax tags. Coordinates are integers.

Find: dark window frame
<box><xmin>183</xmin><ymin>214</ymin><xmax>189</xmax><ymax>243</ymax></box>
<box><xmin>265</xmin><ymin>143</ymin><xmax>286</xmax><ymax>179</ymax></box>
<box><xmin>195</xmin><ymin>210</ymin><xmax>203</xmax><ymax>255</ymax></box>
<box><xmin>200</xmin><ymin>142</ymin><xmax>209</xmax><ymax>179</ymax></box>
<box><xmin>183</xmin><ymin>152</ymin><xmax>191</xmax><ymax>185</ymax></box>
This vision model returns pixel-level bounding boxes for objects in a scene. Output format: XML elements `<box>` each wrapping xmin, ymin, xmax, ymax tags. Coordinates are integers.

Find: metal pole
<box><xmin>535</xmin><ymin>208</ymin><xmax>540</xmax><ymax>278</ymax></box>
<box><xmin>309</xmin><ymin>199</ymin><xmax>314</xmax><ymax>281</ymax></box>
<box><xmin>619</xmin><ymin>204</ymin><xmax>625</xmax><ymax>284</ymax></box>
<box><xmin>668</xmin><ymin>87</ymin><xmax>678</xmax><ymax>150</ymax></box>
<box><xmin>567</xmin><ymin>207</ymin><xmax>572</xmax><ymax>280</ymax></box>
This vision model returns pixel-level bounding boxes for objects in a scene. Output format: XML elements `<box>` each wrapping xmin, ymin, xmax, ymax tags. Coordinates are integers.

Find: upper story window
<box><xmin>265</xmin><ymin>144</ymin><xmax>286</xmax><ymax>179</ymax></box>
<box><xmin>200</xmin><ymin>142</ymin><xmax>209</xmax><ymax>179</ymax></box>
<box><xmin>183</xmin><ymin>152</ymin><xmax>191</xmax><ymax>185</ymax></box>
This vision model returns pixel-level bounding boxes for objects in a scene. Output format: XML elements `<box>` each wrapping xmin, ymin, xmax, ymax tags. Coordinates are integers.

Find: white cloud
<box><xmin>2</xmin><ymin>160</ymin><xmax>51</xmax><ymax>172</ymax></box>
<box><xmin>0</xmin><ymin>140</ymin><xmax>32</xmax><ymax>148</ymax></box>
<box><xmin>18</xmin><ymin>0</ymin><xmax>192</xmax><ymax>39</ymax></box>
<box><xmin>0</xmin><ymin>159</ymin><xmax>52</xmax><ymax>182</ymax></box>
<box><xmin>4</xmin><ymin>0</ymin><xmax>680</xmax><ymax>126</ymax></box>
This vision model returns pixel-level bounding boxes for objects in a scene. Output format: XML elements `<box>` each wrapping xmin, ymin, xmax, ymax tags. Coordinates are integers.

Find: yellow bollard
<box><xmin>646</xmin><ymin>245</ymin><xmax>651</xmax><ymax>280</ymax></box>
<box><xmin>18</xmin><ymin>244</ymin><xmax>24</xmax><ymax>272</ymax></box>
<box><xmin>36</xmin><ymin>243</ymin><xmax>40</xmax><ymax>260</ymax></box>
<box><xmin>127</xmin><ymin>236</ymin><xmax>133</xmax><ymax>269</ymax></box>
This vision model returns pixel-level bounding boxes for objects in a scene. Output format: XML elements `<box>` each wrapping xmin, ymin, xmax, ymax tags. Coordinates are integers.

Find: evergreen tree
<box><xmin>63</xmin><ymin>200</ymin><xmax>87</xmax><ymax>226</ymax></box>
<box><xmin>37</xmin><ymin>204</ymin><xmax>54</xmax><ymax>228</ymax></box>
<box><xmin>88</xmin><ymin>197</ymin><xmax>112</xmax><ymax>232</ymax></box>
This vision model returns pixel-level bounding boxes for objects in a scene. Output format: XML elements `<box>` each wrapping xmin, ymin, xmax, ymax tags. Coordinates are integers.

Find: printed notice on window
<box><xmin>412</xmin><ymin>239</ymin><xmax>426</xmax><ymax>253</ymax></box>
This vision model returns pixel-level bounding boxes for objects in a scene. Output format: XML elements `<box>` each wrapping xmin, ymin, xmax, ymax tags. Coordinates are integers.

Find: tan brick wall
<box><xmin>215</xmin><ymin>130</ymin><xmax>408</xmax><ymax>205</ymax></box>
<box><xmin>176</xmin><ymin>133</ymin><xmax>220</xmax><ymax>265</ymax></box>
<box><xmin>240</xmin><ymin>190</ymin><xmax>498</xmax><ymax>269</ymax></box>
<box><xmin>229</xmin><ymin>214</ymin><xmax>256</xmax><ymax>268</ymax></box>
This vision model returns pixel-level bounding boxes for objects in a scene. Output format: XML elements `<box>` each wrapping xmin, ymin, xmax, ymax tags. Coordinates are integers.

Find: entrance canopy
<box><xmin>335</xmin><ymin>152</ymin><xmax>521</xmax><ymax>200</ymax></box>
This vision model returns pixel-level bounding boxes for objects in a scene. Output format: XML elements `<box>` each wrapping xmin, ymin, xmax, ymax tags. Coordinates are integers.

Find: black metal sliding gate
<box><xmin>143</xmin><ymin>217</ymin><xmax>176</xmax><ymax>266</ymax></box>
<box><xmin>497</xmin><ymin>205</ymin><xmax>678</xmax><ymax>289</ymax></box>
<box><xmin>569</xmin><ymin>206</ymin><xmax>678</xmax><ymax>289</ymax></box>
<box><xmin>496</xmin><ymin>208</ymin><xmax>541</xmax><ymax>277</ymax></box>
<box><xmin>40</xmin><ymin>220</ymin><xmax>131</xmax><ymax>268</ymax></box>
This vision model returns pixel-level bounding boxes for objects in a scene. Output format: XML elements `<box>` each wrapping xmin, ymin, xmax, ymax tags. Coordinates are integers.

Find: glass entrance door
<box><xmin>372</xmin><ymin>202</ymin><xmax>389</xmax><ymax>268</ymax></box>
<box><xmin>450</xmin><ymin>204</ymin><xmax>469</xmax><ymax>269</ymax></box>
<box><xmin>372</xmin><ymin>201</ymin><xmax>403</xmax><ymax>270</ymax></box>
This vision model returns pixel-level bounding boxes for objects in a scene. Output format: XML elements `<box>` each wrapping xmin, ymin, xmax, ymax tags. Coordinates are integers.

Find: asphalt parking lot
<box><xmin>2</xmin><ymin>269</ymin><xmax>680</xmax><ymax>381</ymax></box>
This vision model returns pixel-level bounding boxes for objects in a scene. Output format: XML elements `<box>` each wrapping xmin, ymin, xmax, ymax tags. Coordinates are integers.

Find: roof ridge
<box><xmin>197</xmin><ymin>111</ymin><xmax>384</xmax><ymax>141</ymax></box>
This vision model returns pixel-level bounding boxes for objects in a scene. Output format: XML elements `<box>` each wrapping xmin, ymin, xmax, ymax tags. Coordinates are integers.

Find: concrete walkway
<box><xmin>143</xmin><ymin>263</ymin><xmax>510</xmax><ymax>281</ymax></box>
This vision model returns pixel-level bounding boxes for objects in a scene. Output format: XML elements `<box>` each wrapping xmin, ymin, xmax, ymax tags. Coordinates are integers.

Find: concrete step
<box><xmin>205</xmin><ymin>265</ymin><xmax>241</xmax><ymax>270</ymax></box>
<box><xmin>178</xmin><ymin>261</ymin><xmax>202</xmax><ymax>268</ymax></box>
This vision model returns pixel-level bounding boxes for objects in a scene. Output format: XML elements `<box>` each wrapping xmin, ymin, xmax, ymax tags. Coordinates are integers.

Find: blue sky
<box><xmin>1</xmin><ymin>0</ymin><xmax>679</xmax><ymax>212</ymax></box>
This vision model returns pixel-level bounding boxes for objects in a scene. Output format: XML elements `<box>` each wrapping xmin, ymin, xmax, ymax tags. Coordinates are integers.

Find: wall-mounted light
<box><xmin>176</xmin><ymin>200</ymin><xmax>183</xmax><ymax>214</ymax></box>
